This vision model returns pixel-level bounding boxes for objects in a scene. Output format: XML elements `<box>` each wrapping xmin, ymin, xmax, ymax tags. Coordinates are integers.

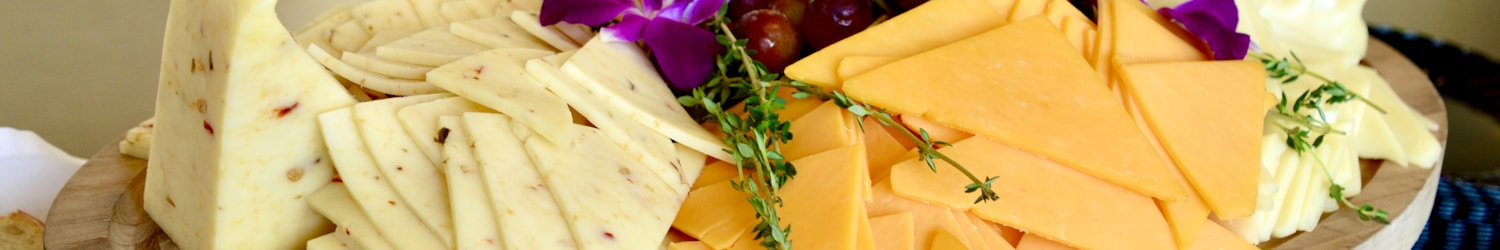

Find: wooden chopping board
<box><xmin>42</xmin><ymin>39</ymin><xmax>1447</xmax><ymax>249</ymax></box>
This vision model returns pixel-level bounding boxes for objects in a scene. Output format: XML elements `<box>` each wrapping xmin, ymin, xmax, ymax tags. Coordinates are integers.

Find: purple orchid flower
<box><xmin>541</xmin><ymin>0</ymin><xmax>727</xmax><ymax>90</ymax></box>
<box><xmin>1158</xmin><ymin>0</ymin><xmax>1251</xmax><ymax>60</ymax></box>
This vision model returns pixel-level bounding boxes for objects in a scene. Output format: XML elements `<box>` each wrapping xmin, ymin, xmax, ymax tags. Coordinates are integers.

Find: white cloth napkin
<box><xmin>0</xmin><ymin>127</ymin><xmax>85</xmax><ymax>221</ymax></box>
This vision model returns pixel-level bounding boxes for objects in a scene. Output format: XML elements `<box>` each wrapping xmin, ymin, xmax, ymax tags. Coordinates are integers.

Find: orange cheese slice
<box><xmin>782</xmin><ymin>101</ymin><xmax>860</xmax><ymax>161</ymax></box>
<box><xmin>866</xmin><ymin>116</ymin><xmax>915</xmax><ymax>183</ymax></box>
<box><xmin>1120</xmin><ymin>77</ymin><xmax>1211</xmax><ymax>248</ymax></box>
<box><xmin>668</xmin><ymin>241</ymin><xmax>712</xmax><ymax>250</ymax></box>
<box><xmin>889</xmin><ymin>137</ymin><xmax>1175</xmax><ymax>250</ymax></box>
<box><xmin>727</xmin><ymin>87</ymin><xmax>825</xmax><ymax>121</ymax></box>
<box><xmin>1016</xmin><ymin>234</ymin><xmax>1076</xmax><ymax>250</ymax></box>
<box><xmin>1091</xmin><ymin>0</ymin><xmax>1115</xmax><ymax>81</ymax></box>
<box><xmin>1189</xmin><ymin>221</ymin><xmax>1258</xmax><ymax>250</ymax></box>
<box><xmin>1042</xmin><ymin>0</ymin><xmax>1089</xmax><ymax>26</ymax></box>
<box><xmin>1059</xmin><ymin>18</ymin><xmax>1091</xmax><ymax>56</ymax></box>
<box><xmin>690</xmin><ymin>161</ymin><xmax>745</xmax><ymax>191</ymax></box>
<box><xmin>1118</xmin><ymin>61</ymin><xmax>1265</xmax><ymax>219</ymax></box>
<box><xmin>949</xmin><ymin>210</ymin><xmax>1008</xmax><ymax>250</ymax></box>
<box><xmin>1109</xmin><ymin>0</ymin><xmax>1205</xmax><ymax>65</ymax></box>
<box><xmin>784</xmin><ymin>0</ymin><xmax>1008</xmax><ymax>89</ymax></box>
<box><xmin>838</xmin><ymin>56</ymin><xmax>900</xmax><ymax>82</ymax></box>
<box><xmin>858</xmin><ymin>209</ymin><xmax>877</xmax><ymax>250</ymax></box>
<box><xmin>1009</xmin><ymin>0</ymin><xmax>1049</xmax><ymax>23</ymax></box>
<box><xmin>843</xmin><ymin>17</ymin><xmax>1186</xmax><ymax>201</ymax></box>
<box><xmin>870</xmin><ymin>212</ymin><xmax>916</xmax><ymax>250</ymax></box>
<box><xmin>965</xmin><ymin>212</ymin><xmax>1014</xmax><ymax>249</ymax></box>
<box><xmin>869</xmin><ymin>180</ymin><xmax>967</xmax><ymax>249</ymax></box>
<box><xmin>671</xmin><ymin>180</ymin><xmax>756</xmax><ymax>249</ymax></box>
<box><xmin>930</xmin><ymin>230</ymin><xmax>971</xmax><ymax>250</ymax></box>
<box><xmin>898</xmin><ymin>115</ymin><xmax>973</xmax><ymax>144</ymax></box>
<box><xmin>778</xmin><ymin>144</ymin><xmax>871</xmax><ymax>249</ymax></box>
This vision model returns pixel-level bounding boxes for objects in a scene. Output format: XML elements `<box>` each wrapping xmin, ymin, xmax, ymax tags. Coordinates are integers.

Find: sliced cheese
<box><xmin>1357</xmin><ymin>66</ymin><xmax>1442</xmax><ymax>168</ymax></box>
<box><xmin>671</xmin><ymin>180</ymin><xmax>756</xmax><ymax>249</ymax></box>
<box><xmin>307</xmin><ymin>183</ymin><xmax>397</xmax><ymax>250</ymax></box>
<box><xmin>865</xmin><ymin>116</ymin><xmax>913</xmax><ymax>183</ymax></box>
<box><xmin>870</xmin><ymin>212</ymin><xmax>916</xmax><ymax>250</ymax></box>
<box><xmin>296</xmin><ymin>6</ymin><xmax>356</xmax><ymax>54</ymax></box>
<box><xmin>1016</xmin><ymin>234</ymin><xmax>1074</xmax><ymax>250</ymax></box>
<box><xmin>675</xmin><ymin>144</ymin><xmax>710</xmax><ymax>189</ymax></box>
<box><xmin>668</xmin><ymin>241</ymin><xmax>713</xmax><ymax>250</ymax></box>
<box><xmin>964</xmin><ymin>212</ymin><xmax>1012</xmax><ymax>249</ymax></box>
<box><xmin>376</xmin><ymin>26</ymin><xmax>492</xmax><ymax>67</ymax></box>
<box><xmin>869</xmin><ymin>180</ymin><xmax>966</xmax><ymax>249</ymax></box>
<box><xmin>144</xmin><ymin>0</ymin><xmax>356</xmax><ymax>247</ymax></box>
<box><xmin>309</xmin><ymin>45</ymin><xmax>445</xmax><ymax>95</ymax></box>
<box><xmin>525</xmin><ymin>59</ymin><xmax>688</xmax><ymax>194</ymax></box>
<box><xmin>509</xmin><ymin>10</ymin><xmax>581</xmax><ymax>51</ymax></box>
<box><xmin>351</xmin><ymin>94</ymin><xmax>456</xmax><ymax>244</ymax></box>
<box><xmin>783</xmin><ymin>101</ymin><xmax>861</xmax><ymax>161</ymax></box>
<box><xmin>837</xmin><ymin>56</ymin><xmax>899</xmax><ymax>82</ymax></box>
<box><xmin>563</xmin><ymin>37</ymin><xmax>731</xmax><ymax>160</ymax></box>
<box><xmin>1043</xmin><ymin>0</ymin><xmax>1090</xmax><ymax>27</ymax></box>
<box><xmin>1109</xmin><ymin>0</ymin><xmax>1205</xmax><ymax>65</ymax></box>
<box><xmin>517</xmin><ymin>124</ymin><xmax>682</xmax><ymax>250</ymax></box>
<box><xmin>330</xmin><ymin>20</ymin><xmax>374</xmax><ymax>54</ymax></box>
<box><xmin>931</xmin><ymin>230</ymin><xmax>970</xmax><ymax>250</ymax></box>
<box><xmin>396</xmin><ymin>97</ymin><xmax>494</xmax><ymax>168</ymax></box>
<box><xmin>439</xmin><ymin>116</ymin><xmax>505</xmax><ymax>250</ymax></box>
<box><xmin>318</xmin><ymin>108</ymin><xmax>446</xmax><ymax>249</ymax></box>
<box><xmin>427</xmin><ymin>48</ymin><xmax>574</xmax><ymax>144</ymax></box>
<box><xmin>898</xmin><ymin>115</ymin><xmax>972</xmax><ymax>144</ymax></box>
<box><xmin>690</xmin><ymin>161</ymin><xmax>745</xmax><ymax>191</ymax></box>
<box><xmin>891</xmin><ymin>138</ymin><xmax>1175</xmax><ymax>250</ymax></box>
<box><xmin>307</xmin><ymin>233</ymin><xmax>351</xmax><ymax>250</ymax></box>
<box><xmin>407</xmin><ymin>0</ymin><xmax>448</xmax><ymax>28</ymax></box>
<box><xmin>1008</xmin><ymin>0</ymin><xmax>1049</xmax><ymax>22</ymax></box>
<box><xmin>340</xmin><ymin>51</ymin><xmax>433</xmax><ymax>80</ymax></box>
<box><xmin>1120</xmin><ymin>80</ymin><xmax>1211</xmax><ymax>249</ymax></box>
<box><xmin>360</xmin><ymin>30</ymin><xmax>418</xmax><ymax>53</ymax></box>
<box><xmin>450</xmin><ymin>16</ymin><xmax>554</xmax><ymax>51</ymax></box>
<box><xmin>784</xmin><ymin>0</ymin><xmax>1008</xmax><ymax>89</ymax></box>
<box><xmin>119</xmin><ymin>118</ymin><xmax>154</xmax><ymax>160</ymax></box>
<box><xmin>440</xmin><ymin>1</ymin><xmax>482</xmax><ymax>22</ymax></box>
<box><xmin>948</xmin><ymin>210</ymin><xmax>997</xmax><ymax>250</ymax></box>
<box><xmin>463</xmin><ymin>113</ymin><xmax>576</xmax><ymax>249</ymax></box>
<box><xmin>1059</xmin><ymin>18</ymin><xmax>1090</xmax><ymax>56</ymax></box>
<box><xmin>728</xmin><ymin>144</ymin><xmax>869</xmax><ymax>250</ymax></box>
<box><xmin>352</xmin><ymin>0</ymin><xmax>425</xmax><ymax>35</ymax></box>
<box><xmin>1188</xmin><ymin>221</ymin><xmax>1257</xmax><ymax>250</ymax></box>
<box><xmin>844</xmin><ymin>17</ymin><xmax>1186</xmax><ymax>201</ymax></box>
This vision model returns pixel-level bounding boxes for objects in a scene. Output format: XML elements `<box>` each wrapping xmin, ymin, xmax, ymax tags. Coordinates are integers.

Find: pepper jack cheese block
<box><xmin>844</xmin><ymin>17</ymin><xmax>1186</xmax><ymax>201</ymax></box>
<box><xmin>439</xmin><ymin>116</ymin><xmax>505</xmax><ymax>250</ymax></box>
<box><xmin>427</xmin><ymin>49</ymin><xmax>571</xmax><ymax>144</ymax></box>
<box><xmin>1118</xmin><ymin>61</ymin><xmax>1265</xmax><ymax>220</ymax></box>
<box><xmin>563</xmin><ymin>37</ymin><xmax>731</xmax><ymax>160</ymax></box>
<box><xmin>525</xmin><ymin>60</ymin><xmax>688</xmax><ymax>194</ymax></box>
<box><xmin>307</xmin><ymin>183</ymin><xmax>396</xmax><ymax>250</ymax></box>
<box><xmin>143</xmin><ymin>0</ymin><xmax>357</xmax><ymax>248</ymax></box>
<box><xmin>518</xmin><ymin>124</ymin><xmax>683</xmax><ymax>250</ymax></box>
<box><xmin>464</xmin><ymin>113</ymin><xmax>577</xmax><ymax>249</ymax></box>
<box><xmin>320</xmin><ymin>108</ymin><xmax>448</xmax><ymax>249</ymax></box>
<box><xmin>784</xmin><ymin>0</ymin><xmax>1009</xmax><ymax>89</ymax></box>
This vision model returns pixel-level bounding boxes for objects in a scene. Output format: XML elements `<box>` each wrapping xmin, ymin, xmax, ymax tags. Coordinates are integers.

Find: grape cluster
<box><xmin>727</xmin><ymin>0</ymin><xmax>890</xmax><ymax>73</ymax></box>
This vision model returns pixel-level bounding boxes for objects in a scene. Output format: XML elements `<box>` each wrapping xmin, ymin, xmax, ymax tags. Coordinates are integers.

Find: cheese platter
<box><xmin>45</xmin><ymin>0</ymin><xmax>1447</xmax><ymax>249</ymax></box>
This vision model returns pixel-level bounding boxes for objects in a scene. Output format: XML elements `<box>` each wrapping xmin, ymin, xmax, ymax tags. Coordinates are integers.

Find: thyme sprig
<box><xmin>788</xmin><ymin>83</ymin><xmax>999</xmax><ymax>203</ymax></box>
<box><xmin>1253</xmin><ymin>51</ymin><xmax>1390</xmax><ymax>224</ymax></box>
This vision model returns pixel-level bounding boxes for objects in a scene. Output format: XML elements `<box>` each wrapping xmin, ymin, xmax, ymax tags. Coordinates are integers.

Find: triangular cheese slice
<box><xmin>836</xmin><ymin>56</ymin><xmax>898</xmax><ymax>82</ymax></box>
<box><xmin>843</xmin><ymin>17</ymin><xmax>1186</xmax><ymax>200</ymax></box>
<box><xmin>350</xmin><ymin>94</ymin><xmax>456</xmax><ymax>244</ymax></box>
<box><xmin>450</xmin><ymin>15</ymin><xmax>554</xmax><ymax>51</ymax></box>
<box><xmin>437</xmin><ymin>115</ymin><xmax>505</xmax><ymax>249</ymax></box>
<box><xmin>890</xmin><ymin>137</ymin><xmax>1176</xmax><ymax>250</ymax></box>
<box><xmin>319</xmin><ymin>108</ymin><xmax>447</xmax><ymax>249</ymax></box>
<box><xmin>784</xmin><ymin>0</ymin><xmax>1008</xmax><ymax>89</ymax></box>
<box><xmin>1189</xmin><ymin>221</ymin><xmax>1259</xmax><ymax>250</ymax></box>
<box><xmin>143</xmin><ymin>0</ymin><xmax>359</xmax><ymax>246</ymax></box>
<box><xmin>396</xmin><ymin>97</ymin><xmax>493</xmax><ymax>169</ymax></box>
<box><xmin>427</xmin><ymin>48</ymin><xmax>575</xmax><ymax>144</ymax></box>
<box><xmin>869</xmin><ymin>180</ymin><xmax>966</xmax><ymax>250</ymax></box>
<box><xmin>518</xmin><ymin>124</ymin><xmax>682</xmax><ymax>249</ymax></box>
<box><xmin>464</xmin><ymin>113</ymin><xmax>576</xmax><ymax>249</ymax></box>
<box><xmin>375</xmin><ymin>25</ymin><xmax>491</xmax><ymax>67</ymax></box>
<box><xmin>1117</xmin><ymin>61</ymin><xmax>1264</xmax><ymax>219</ymax></box>
<box><xmin>1120</xmin><ymin>77</ymin><xmax>1211</xmax><ymax>248</ymax></box>
<box><xmin>672</xmin><ymin>180</ymin><xmax>756</xmax><ymax>249</ymax></box>
<box><xmin>727</xmin><ymin>144</ymin><xmax>870</xmax><ymax>250</ymax></box>
<box><xmin>931</xmin><ymin>230</ymin><xmax>970</xmax><ymax>250</ymax></box>
<box><xmin>562</xmin><ymin>37</ymin><xmax>730</xmax><ymax>160</ymax></box>
<box><xmin>1109</xmin><ymin>0</ymin><xmax>1205</xmax><ymax>65</ymax></box>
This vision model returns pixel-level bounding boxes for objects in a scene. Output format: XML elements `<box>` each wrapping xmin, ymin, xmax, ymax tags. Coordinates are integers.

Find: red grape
<box><xmin>771</xmin><ymin>0</ymin><xmax>810</xmax><ymax>25</ymax></box>
<box><xmin>799</xmin><ymin>0</ymin><xmax>874</xmax><ymax>50</ymax></box>
<box><xmin>735</xmin><ymin>10</ymin><xmax>802</xmax><ymax>73</ymax></box>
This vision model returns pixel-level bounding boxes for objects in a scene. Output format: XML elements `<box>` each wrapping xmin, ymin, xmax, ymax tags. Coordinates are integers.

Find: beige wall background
<box><xmin>1</xmin><ymin>0</ymin><xmax>1497</xmax><ymax>156</ymax></box>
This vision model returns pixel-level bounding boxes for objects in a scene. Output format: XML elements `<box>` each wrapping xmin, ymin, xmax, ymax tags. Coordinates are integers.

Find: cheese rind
<box><xmin>144</xmin><ymin>0</ymin><xmax>356</xmax><ymax>247</ymax></box>
<box><xmin>464</xmin><ymin>113</ymin><xmax>577</xmax><ymax>250</ymax></box>
<box><xmin>319</xmin><ymin>108</ymin><xmax>447</xmax><ymax>249</ymax></box>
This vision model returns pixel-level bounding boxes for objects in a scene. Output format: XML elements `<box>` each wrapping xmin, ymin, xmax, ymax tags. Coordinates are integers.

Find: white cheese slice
<box><xmin>509</xmin><ymin>0</ymin><xmax>542</xmax><ymax>13</ymax></box>
<box><xmin>406</xmin><ymin>0</ymin><xmax>449</xmax><ymax>28</ymax></box>
<box><xmin>396</xmin><ymin>97</ymin><xmax>494</xmax><ymax>168</ymax></box>
<box><xmin>340</xmin><ymin>51</ymin><xmax>433</xmax><ymax>80</ymax></box>
<box><xmin>352</xmin><ymin>0</ymin><xmax>425</xmax><ymax>35</ymax></box>
<box><xmin>1271</xmin><ymin>150</ymin><xmax>1315</xmax><ymax>238</ymax></box>
<box><xmin>465</xmin><ymin>0</ymin><xmax>502</xmax><ymax>16</ymax></box>
<box><xmin>541</xmin><ymin>50</ymin><xmax>577</xmax><ymax>66</ymax></box>
<box><xmin>307</xmin><ymin>183</ymin><xmax>397</xmax><ymax>250</ymax></box>
<box><xmin>376</xmin><ymin>26</ymin><xmax>491</xmax><ymax>67</ymax></box>
<box><xmin>360</xmin><ymin>30</ymin><xmax>417</xmax><ymax>53</ymax></box>
<box><xmin>563</xmin><ymin>37</ymin><xmax>732</xmax><ymax>160</ymax></box>
<box><xmin>319</xmin><ymin>108</ymin><xmax>447</xmax><ymax>249</ymax></box>
<box><xmin>551</xmin><ymin>23</ymin><xmax>595</xmax><ymax>46</ymax></box>
<box><xmin>441</xmin><ymin>1</ymin><xmax>482</xmax><ymax>23</ymax></box>
<box><xmin>119</xmin><ymin>118</ymin><xmax>154</xmax><ymax>160</ymax></box>
<box><xmin>330</xmin><ymin>20</ymin><xmax>374</xmax><ymax>55</ymax></box>
<box><xmin>1358</xmin><ymin>66</ymin><xmax>1442</xmax><ymax>168</ymax></box>
<box><xmin>523</xmin><ymin>59</ymin><xmax>688</xmax><ymax>195</ymax></box>
<box><xmin>309</xmin><ymin>45</ymin><xmax>446</xmax><ymax>95</ymax></box>
<box><xmin>440</xmin><ymin>115</ymin><xmax>506</xmax><ymax>250</ymax></box>
<box><xmin>517</xmin><ymin>124</ymin><xmax>683</xmax><ymax>250</ymax></box>
<box><xmin>463</xmin><ymin>113</ymin><xmax>577</xmax><ymax>250</ymax></box>
<box><xmin>674</xmin><ymin>143</ymin><xmax>709</xmax><ymax>188</ymax></box>
<box><xmin>351</xmin><ymin>94</ymin><xmax>457</xmax><ymax>245</ymax></box>
<box><xmin>307</xmin><ymin>233</ymin><xmax>351</xmax><ymax>250</ymax></box>
<box><xmin>427</xmin><ymin>48</ymin><xmax>576</xmax><ymax>145</ymax></box>
<box><xmin>450</xmin><ymin>16</ymin><xmax>553</xmax><ymax>51</ymax></box>
<box><xmin>509</xmin><ymin>10</ymin><xmax>580</xmax><ymax>51</ymax></box>
<box><xmin>1297</xmin><ymin>152</ymin><xmax>1330</xmax><ymax>232</ymax></box>
<box><xmin>295</xmin><ymin>6</ymin><xmax>355</xmax><ymax>54</ymax></box>
<box><xmin>143</xmin><ymin>0</ymin><xmax>356</xmax><ymax>247</ymax></box>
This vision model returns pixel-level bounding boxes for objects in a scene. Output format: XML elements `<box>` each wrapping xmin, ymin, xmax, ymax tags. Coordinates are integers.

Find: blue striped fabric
<box><xmin>1415</xmin><ymin>178</ymin><xmax>1499</xmax><ymax>249</ymax></box>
